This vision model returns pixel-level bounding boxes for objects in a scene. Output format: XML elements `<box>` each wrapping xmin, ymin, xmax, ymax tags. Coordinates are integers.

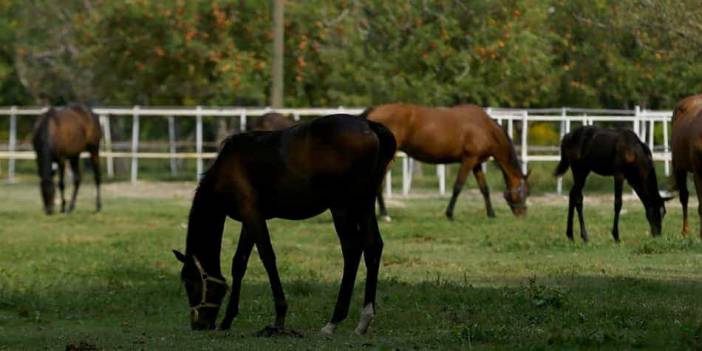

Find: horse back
<box><xmin>38</xmin><ymin>105</ymin><xmax>101</xmax><ymax>158</ymax></box>
<box><xmin>368</xmin><ymin>103</ymin><xmax>498</xmax><ymax>163</ymax></box>
<box><xmin>209</xmin><ymin>115</ymin><xmax>389</xmax><ymax>220</ymax></box>
<box><xmin>562</xmin><ymin>126</ymin><xmax>648</xmax><ymax>175</ymax></box>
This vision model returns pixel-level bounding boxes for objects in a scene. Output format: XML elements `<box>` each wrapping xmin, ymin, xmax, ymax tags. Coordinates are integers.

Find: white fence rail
<box><xmin>0</xmin><ymin>106</ymin><xmax>673</xmax><ymax>196</ymax></box>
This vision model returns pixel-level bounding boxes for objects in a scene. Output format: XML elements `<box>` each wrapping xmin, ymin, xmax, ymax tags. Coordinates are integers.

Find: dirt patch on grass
<box><xmin>103</xmin><ymin>181</ymin><xmax>196</xmax><ymax>200</ymax></box>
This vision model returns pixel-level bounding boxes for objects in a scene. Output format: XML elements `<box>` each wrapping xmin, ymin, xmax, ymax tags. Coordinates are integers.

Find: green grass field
<box><xmin>1</xmin><ymin>180</ymin><xmax>702</xmax><ymax>350</ymax></box>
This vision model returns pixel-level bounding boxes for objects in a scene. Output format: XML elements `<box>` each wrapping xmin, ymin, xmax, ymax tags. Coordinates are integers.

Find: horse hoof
<box><xmin>320</xmin><ymin>322</ymin><xmax>336</xmax><ymax>336</ymax></box>
<box><xmin>380</xmin><ymin>215</ymin><xmax>392</xmax><ymax>222</ymax></box>
<box><xmin>445</xmin><ymin>213</ymin><xmax>454</xmax><ymax>221</ymax></box>
<box><xmin>354</xmin><ymin>304</ymin><xmax>375</xmax><ymax>335</ymax></box>
<box><xmin>487</xmin><ymin>212</ymin><xmax>496</xmax><ymax>218</ymax></box>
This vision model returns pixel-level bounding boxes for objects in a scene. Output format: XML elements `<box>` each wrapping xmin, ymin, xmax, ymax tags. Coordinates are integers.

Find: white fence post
<box><xmin>663</xmin><ymin>115</ymin><xmax>670</xmax><ymax>176</ymax></box>
<box><xmin>168</xmin><ymin>116</ymin><xmax>177</xmax><ymax>176</ymax></box>
<box><xmin>385</xmin><ymin>171</ymin><xmax>392</xmax><ymax>197</ymax></box>
<box><xmin>240</xmin><ymin>110</ymin><xmax>247</xmax><ymax>132</ymax></box>
<box><xmin>100</xmin><ymin>114</ymin><xmax>114</xmax><ymax>178</ymax></box>
<box><xmin>437</xmin><ymin>164</ymin><xmax>446</xmax><ymax>195</ymax></box>
<box><xmin>196</xmin><ymin>106</ymin><xmax>203</xmax><ymax>179</ymax></box>
<box><xmin>557</xmin><ymin>107</ymin><xmax>566</xmax><ymax>194</ymax></box>
<box><xmin>647</xmin><ymin>111</ymin><xmax>654</xmax><ymax>152</ymax></box>
<box><xmin>402</xmin><ymin>156</ymin><xmax>409</xmax><ymax>196</ymax></box>
<box><xmin>8</xmin><ymin>106</ymin><xmax>17</xmax><ymax>182</ymax></box>
<box><xmin>130</xmin><ymin>106</ymin><xmax>140</xmax><ymax>183</ymax></box>
<box><xmin>521</xmin><ymin>110</ymin><xmax>528</xmax><ymax>174</ymax></box>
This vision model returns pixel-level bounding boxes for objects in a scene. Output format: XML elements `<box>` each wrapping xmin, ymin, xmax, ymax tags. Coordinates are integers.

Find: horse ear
<box><xmin>173</xmin><ymin>250</ymin><xmax>187</xmax><ymax>263</ymax></box>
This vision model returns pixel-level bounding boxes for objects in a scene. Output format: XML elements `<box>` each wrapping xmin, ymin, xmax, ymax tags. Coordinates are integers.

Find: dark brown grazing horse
<box><xmin>671</xmin><ymin>94</ymin><xmax>702</xmax><ymax>237</ymax></box>
<box><xmin>32</xmin><ymin>104</ymin><xmax>102</xmax><ymax>214</ymax></box>
<box><xmin>365</xmin><ymin>103</ymin><xmax>529</xmax><ymax>220</ymax></box>
<box><xmin>247</xmin><ymin>112</ymin><xmax>295</xmax><ymax>131</ymax></box>
<box><xmin>555</xmin><ymin>126</ymin><xmax>672</xmax><ymax>242</ymax></box>
<box><xmin>172</xmin><ymin>114</ymin><xmax>396</xmax><ymax>335</ymax></box>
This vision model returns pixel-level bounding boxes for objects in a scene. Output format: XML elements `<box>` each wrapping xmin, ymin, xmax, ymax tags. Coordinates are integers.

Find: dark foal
<box><xmin>555</xmin><ymin>126</ymin><xmax>672</xmax><ymax>242</ymax></box>
<box><xmin>671</xmin><ymin>94</ymin><xmax>702</xmax><ymax>237</ymax></box>
<box><xmin>366</xmin><ymin>104</ymin><xmax>529</xmax><ymax>221</ymax></box>
<box><xmin>173</xmin><ymin>114</ymin><xmax>396</xmax><ymax>336</ymax></box>
<box><xmin>32</xmin><ymin>104</ymin><xmax>102</xmax><ymax>214</ymax></box>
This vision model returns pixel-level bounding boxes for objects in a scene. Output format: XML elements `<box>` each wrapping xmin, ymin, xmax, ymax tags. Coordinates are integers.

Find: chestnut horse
<box><xmin>555</xmin><ymin>126</ymin><xmax>672</xmax><ymax>242</ymax></box>
<box><xmin>247</xmin><ymin>112</ymin><xmax>295</xmax><ymax>131</ymax></box>
<box><xmin>671</xmin><ymin>94</ymin><xmax>702</xmax><ymax>237</ymax></box>
<box><xmin>172</xmin><ymin>114</ymin><xmax>396</xmax><ymax>335</ymax></box>
<box><xmin>366</xmin><ymin>104</ymin><xmax>529</xmax><ymax>220</ymax></box>
<box><xmin>32</xmin><ymin>104</ymin><xmax>102</xmax><ymax>214</ymax></box>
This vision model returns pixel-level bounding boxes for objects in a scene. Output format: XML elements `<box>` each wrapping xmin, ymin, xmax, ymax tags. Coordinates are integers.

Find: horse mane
<box><xmin>491</xmin><ymin>118</ymin><xmax>523</xmax><ymax>175</ymax></box>
<box><xmin>359</xmin><ymin>107</ymin><xmax>375</xmax><ymax>119</ymax></box>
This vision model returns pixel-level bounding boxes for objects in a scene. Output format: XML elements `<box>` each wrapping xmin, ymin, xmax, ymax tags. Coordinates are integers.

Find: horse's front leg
<box><xmin>219</xmin><ymin>226</ymin><xmax>255</xmax><ymax>331</ymax></box>
<box><xmin>355</xmin><ymin>205</ymin><xmax>383</xmax><ymax>335</ymax></box>
<box><xmin>246</xmin><ymin>216</ymin><xmax>289</xmax><ymax>335</ymax></box>
<box><xmin>473</xmin><ymin>164</ymin><xmax>495</xmax><ymax>218</ymax></box>
<box><xmin>321</xmin><ymin>207</ymin><xmax>363</xmax><ymax>336</ymax></box>
<box><xmin>612</xmin><ymin>176</ymin><xmax>624</xmax><ymax>242</ymax></box>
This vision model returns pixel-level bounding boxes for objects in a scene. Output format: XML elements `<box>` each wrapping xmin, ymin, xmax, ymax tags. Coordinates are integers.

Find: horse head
<box><xmin>173</xmin><ymin>250</ymin><xmax>228</xmax><ymax>330</ymax></box>
<box><xmin>504</xmin><ymin>169</ymin><xmax>530</xmax><ymax>216</ymax></box>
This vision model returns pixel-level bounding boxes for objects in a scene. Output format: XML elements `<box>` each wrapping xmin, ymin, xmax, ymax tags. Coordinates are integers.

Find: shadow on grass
<box><xmin>2</xmin><ymin>265</ymin><xmax>702</xmax><ymax>350</ymax></box>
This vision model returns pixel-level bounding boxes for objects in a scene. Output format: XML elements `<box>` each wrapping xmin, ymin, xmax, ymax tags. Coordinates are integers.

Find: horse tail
<box><xmin>554</xmin><ymin>135</ymin><xmax>571</xmax><ymax>176</ymax></box>
<box><xmin>359</xmin><ymin>107</ymin><xmax>375</xmax><ymax>119</ymax></box>
<box><xmin>554</xmin><ymin>156</ymin><xmax>570</xmax><ymax>177</ymax></box>
<box><xmin>368</xmin><ymin>120</ymin><xmax>397</xmax><ymax>170</ymax></box>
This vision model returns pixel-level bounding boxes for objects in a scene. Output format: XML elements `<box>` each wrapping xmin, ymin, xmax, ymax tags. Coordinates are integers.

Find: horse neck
<box><xmin>491</xmin><ymin>128</ymin><xmax>523</xmax><ymax>188</ymax></box>
<box><xmin>185</xmin><ymin>182</ymin><xmax>226</xmax><ymax>277</ymax></box>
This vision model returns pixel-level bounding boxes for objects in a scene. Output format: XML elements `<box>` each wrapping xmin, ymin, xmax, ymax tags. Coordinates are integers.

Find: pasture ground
<box><xmin>1</xmin><ymin>181</ymin><xmax>702</xmax><ymax>350</ymax></box>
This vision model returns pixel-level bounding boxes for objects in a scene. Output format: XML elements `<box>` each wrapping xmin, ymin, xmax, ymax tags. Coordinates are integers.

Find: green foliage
<box><xmin>2</xmin><ymin>0</ymin><xmax>701</xmax><ymax>108</ymax></box>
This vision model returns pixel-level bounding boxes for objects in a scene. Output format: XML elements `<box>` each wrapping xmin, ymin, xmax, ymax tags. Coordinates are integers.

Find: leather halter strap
<box><xmin>190</xmin><ymin>256</ymin><xmax>228</xmax><ymax>320</ymax></box>
<box><xmin>505</xmin><ymin>178</ymin><xmax>527</xmax><ymax>209</ymax></box>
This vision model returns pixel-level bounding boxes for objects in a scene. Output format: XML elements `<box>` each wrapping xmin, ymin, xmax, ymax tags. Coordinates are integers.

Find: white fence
<box><xmin>0</xmin><ymin>106</ymin><xmax>673</xmax><ymax>195</ymax></box>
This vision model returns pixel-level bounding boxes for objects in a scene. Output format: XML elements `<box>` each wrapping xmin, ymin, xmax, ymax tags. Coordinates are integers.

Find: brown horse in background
<box><xmin>32</xmin><ymin>104</ymin><xmax>102</xmax><ymax>214</ymax></box>
<box><xmin>366</xmin><ymin>103</ymin><xmax>529</xmax><ymax>220</ymax></box>
<box><xmin>247</xmin><ymin>112</ymin><xmax>295</xmax><ymax>131</ymax></box>
<box><xmin>671</xmin><ymin>94</ymin><xmax>702</xmax><ymax>237</ymax></box>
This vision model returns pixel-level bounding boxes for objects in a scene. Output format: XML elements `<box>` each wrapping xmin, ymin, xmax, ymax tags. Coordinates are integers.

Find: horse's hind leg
<box><xmin>219</xmin><ymin>226</ymin><xmax>255</xmax><ymax>331</ymax></box>
<box><xmin>473</xmin><ymin>163</ymin><xmax>495</xmax><ymax>218</ymax></box>
<box><xmin>321</xmin><ymin>207</ymin><xmax>363</xmax><ymax>336</ymax></box>
<box><xmin>612</xmin><ymin>175</ymin><xmax>624</xmax><ymax>242</ymax></box>
<box><xmin>675</xmin><ymin>170</ymin><xmax>689</xmax><ymax>235</ymax></box>
<box><xmin>693</xmin><ymin>173</ymin><xmax>702</xmax><ymax>239</ymax></box>
<box><xmin>89</xmin><ymin>147</ymin><xmax>102</xmax><ymax>212</ymax></box>
<box><xmin>446</xmin><ymin>157</ymin><xmax>478</xmax><ymax>220</ymax></box>
<box><xmin>376</xmin><ymin>188</ymin><xmax>391</xmax><ymax>222</ymax></box>
<box><xmin>57</xmin><ymin>160</ymin><xmax>67</xmax><ymax>213</ymax></box>
<box><xmin>355</xmin><ymin>202</ymin><xmax>383</xmax><ymax>335</ymax></box>
<box><xmin>567</xmin><ymin>169</ymin><xmax>589</xmax><ymax>241</ymax></box>
<box><xmin>67</xmin><ymin>156</ymin><xmax>82</xmax><ymax>212</ymax></box>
